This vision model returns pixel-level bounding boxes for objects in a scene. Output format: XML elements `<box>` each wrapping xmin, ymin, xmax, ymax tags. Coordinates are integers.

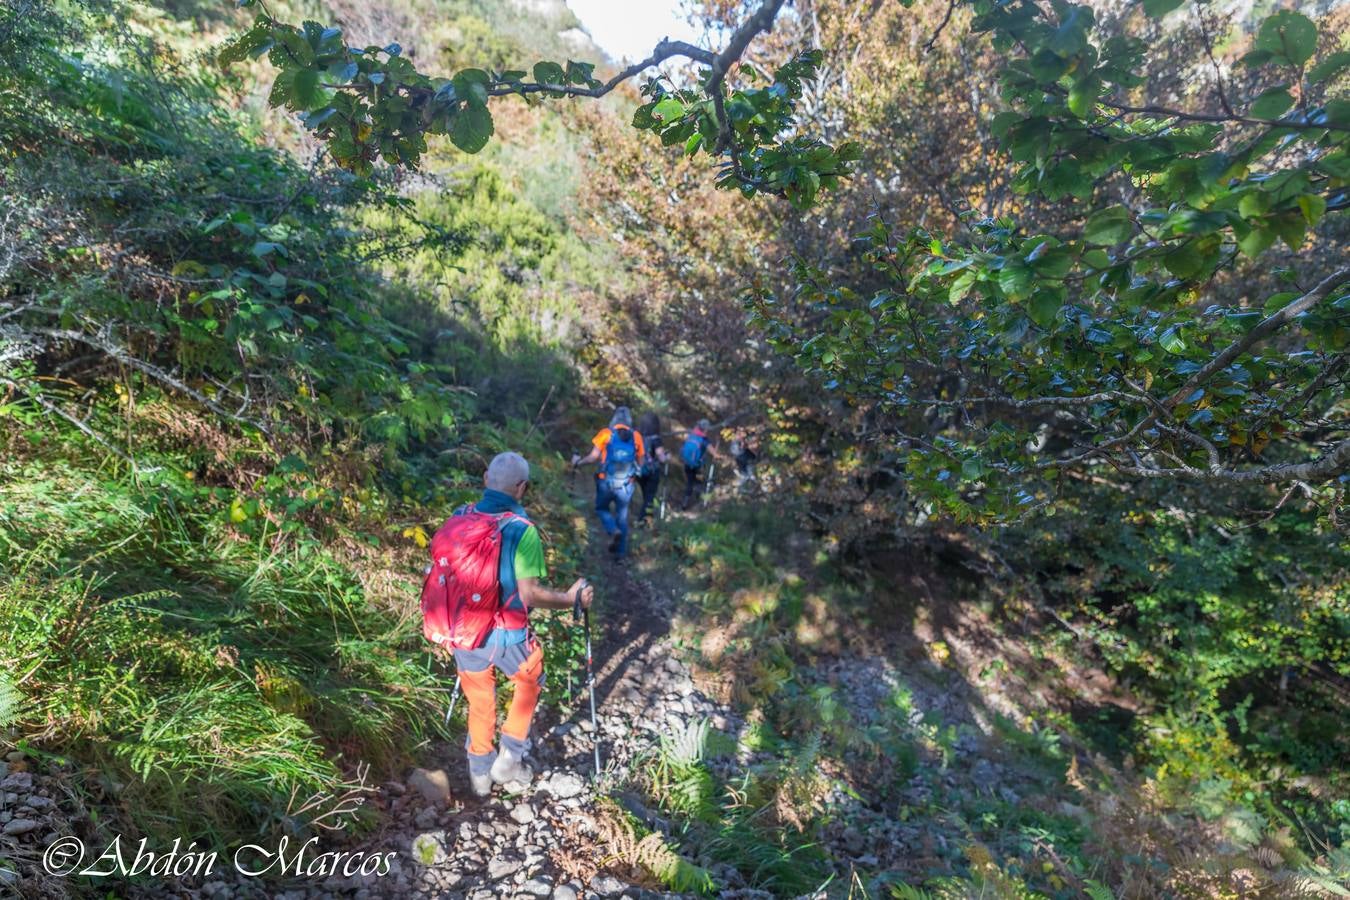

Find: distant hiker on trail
<box><xmin>680</xmin><ymin>418</ymin><xmax>720</xmax><ymax>510</ymax></box>
<box><xmin>730</xmin><ymin>429</ymin><xmax>759</xmax><ymax>486</ymax></box>
<box><xmin>571</xmin><ymin>406</ymin><xmax>646</xmax><ymax>561</ymax></box>
<box><xmin>420</xmin><ymin>451</ymin><xmax>594</xmax><ymax>798</ymax></box>
<box><xmin>633</xmin><ymin>411</ymin><xmax>671</xmax><ymax>525</ymax></box>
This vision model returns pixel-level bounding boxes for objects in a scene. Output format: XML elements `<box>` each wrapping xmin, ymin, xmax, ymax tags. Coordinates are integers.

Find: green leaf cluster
<box><xmin>753</xmin><ymin>1</ymin><xmax>1350</xmax><ymax>523</ymax></box>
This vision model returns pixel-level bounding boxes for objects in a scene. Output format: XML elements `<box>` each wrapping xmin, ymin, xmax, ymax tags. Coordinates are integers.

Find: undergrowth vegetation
<box><xmin>0</xmin><ymin>0</ymin><xmax>589</xmax><ymax>854</ymax></box>
<box><xmin>627</xmin><ymin>492</ymin><xmax>1350</xmax><ymax>896</ymax></box>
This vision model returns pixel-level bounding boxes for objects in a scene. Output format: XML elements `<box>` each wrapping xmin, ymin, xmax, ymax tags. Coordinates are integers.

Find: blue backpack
<box><xmin>681</xmin><ymin>433</ymin><xmax>707</xmax><ymax>468</ymax></box>
<box><xmin>604</xmin><ymin>427</ymin><xmax>638</xmax><ymax>481</ymax></box>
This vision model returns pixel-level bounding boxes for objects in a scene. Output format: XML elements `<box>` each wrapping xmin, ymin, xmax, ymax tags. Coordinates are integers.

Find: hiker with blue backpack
<box><xmin>571</xmin><ymin>406</ymin><xmax>647</xmax><ymax>562</ymax></box>
<box><xmin>680</xmin><ymin>418</ymin><xmax>720</xmax><ymax>510</ymax></box>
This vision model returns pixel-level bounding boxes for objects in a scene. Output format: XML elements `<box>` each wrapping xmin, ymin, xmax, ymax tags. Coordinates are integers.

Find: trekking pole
<box><xmin>442</xmin><ymin>652</ymin><xmax>462</xmax><ymax>728</ymax></box>
<box><xmin>659</xmin><ymin>460</ymin><xmax>669</xmax><ymax>521</ymax></box>
<box><xmin>444</xmin><ymin>675</ymin><xmax>462</xmax><ymax>729</ymax></box>
<box><xmin>572</xmin><ymin>580</ymin><xmax>601</xmax><ymax>779</ymax></box>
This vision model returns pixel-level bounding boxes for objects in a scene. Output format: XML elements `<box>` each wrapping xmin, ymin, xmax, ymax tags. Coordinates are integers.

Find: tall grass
<box><xmin>0</xmin><ymin>453</ymin><xmax>442</xmax><ymax>843</ymax></box>
<box><xmin>0</xmin><ymin>406</ymin><xmax>593</xmax><ymax>845</ymax></box>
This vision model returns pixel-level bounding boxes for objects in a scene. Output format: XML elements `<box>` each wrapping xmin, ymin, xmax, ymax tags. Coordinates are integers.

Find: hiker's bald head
<box><xmin>485</xmin><ymin>451</ymin><xmax>530</xmax><ymax>499</ymax></box>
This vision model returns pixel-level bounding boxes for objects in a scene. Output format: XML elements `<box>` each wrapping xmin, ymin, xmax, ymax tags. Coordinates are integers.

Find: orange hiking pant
<box><xmin>455</xmin><ymin>637</ymin><xmax>545</xmax><ymax>766</ymax></box>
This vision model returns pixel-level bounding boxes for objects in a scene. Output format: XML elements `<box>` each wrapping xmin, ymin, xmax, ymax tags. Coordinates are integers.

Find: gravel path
<box><xmin>321</xmin><ymin>553</ymin><xmax>748</xmax><ymax>900</ymax></box>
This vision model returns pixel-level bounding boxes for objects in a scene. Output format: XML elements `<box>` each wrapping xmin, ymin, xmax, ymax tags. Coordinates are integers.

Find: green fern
<box><xmin>666</xmin><ymin>718</ymin><xmax>710</xmax><ymax>766</ymax></box>
<box><xmin>1084</xmin><ymin>880</ymin><xmax>1116</xmax><ymax>900</ymax></box>
<box><xmin>0</xmin><ymin>671</ymin><xmax>21</xmax><ymax>729</ymax></box>
<box><xmin>646</xmin><ymin>720</ymin><xmax>719</xmax><ymax>822</ymax></box>
<box><xmin>890</xmin><ymin>885</ymin><xmax>935</xmax><ymax>900</ymax></box>
<box><xmin>599</xmin><ymin>805</ymin><xmax>715</xmax><ymax>896</ymax></box>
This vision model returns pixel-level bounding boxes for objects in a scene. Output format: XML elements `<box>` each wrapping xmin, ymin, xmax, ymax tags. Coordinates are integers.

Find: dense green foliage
<box><xmin>754</xmin><ymin>1</ymin><xmax>1350</xmax><ymax>523</ymax></box>
<box><xmin>245</xmin><ymin>0</ymin><xmax>1349</xmax><ymax>520</ymax></box>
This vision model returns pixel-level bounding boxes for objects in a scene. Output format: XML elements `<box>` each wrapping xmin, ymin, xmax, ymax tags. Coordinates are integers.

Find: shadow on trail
<box><xmin>559</xmin><ymin>480</ymin><xmax>678</xmax><ymax>718</ymax></box>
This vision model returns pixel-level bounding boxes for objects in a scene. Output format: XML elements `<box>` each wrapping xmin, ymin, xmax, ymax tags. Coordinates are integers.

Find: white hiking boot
<box><xmin>489</xmin><ymin>748</ymin><xmax>533</xmax><ymax>788</ymax></box>
<box><xmin>468</xmin><ymin>766</ymin><xmax>492</xmax><ymax>798</ymax></box>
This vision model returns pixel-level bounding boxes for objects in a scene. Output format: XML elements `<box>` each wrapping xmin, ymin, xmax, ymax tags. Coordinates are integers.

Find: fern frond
<box><xmin>665</xmin><ymin>717</ymin><xmax>710</xmax><ymax>766</ymax></box>
<box><xmin>0</xmin><ymin>671</ymin><xmax>23</xmax><ymax>729</ymax></box>
<box><xmin>596</xmin><ymin>799</ymin><xmax>716</xmax><ymax>896</ymax></box>
<box><xmin>1084</xmin><ymin>879</ymin><xmax>1116</xmax><ymax>900</ymax></box>
<box><xmin>890</xmin><ymin>885</ymin><xmax>934</xmax><ymax>900</ymax></box>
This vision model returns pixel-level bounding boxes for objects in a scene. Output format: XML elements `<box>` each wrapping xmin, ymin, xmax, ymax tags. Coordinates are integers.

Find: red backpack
<box><xmin>420</xmin><ymin>509</ymin><xmax>530</xmax><ymax>650</ymax></box>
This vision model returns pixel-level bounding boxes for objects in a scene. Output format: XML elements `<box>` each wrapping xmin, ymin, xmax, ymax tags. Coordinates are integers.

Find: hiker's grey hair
<box><xmin>697</xmin><ymin>418</ymin><xmax>711</xmax><ymax>431</ymax></box>
<box><xmin>485</xmin><ymin>451</ymin><xmax>530</xmax><ymax>490</ymax></box>
<box><xmin>610</xmin><ymin>406</ymin><xmax>632</xmax><ymax>428</ymax></box>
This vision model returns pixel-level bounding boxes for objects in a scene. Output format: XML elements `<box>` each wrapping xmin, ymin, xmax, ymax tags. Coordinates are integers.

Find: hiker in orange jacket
<box><xmin>571</xmin><ymin>407</ymin><xmax>646</xmax><ymax>561</ymax></box>
<box><xmin>452</xmin><ymin>451</ymin><xmax>594</xmax><ymax>797</ymax></box>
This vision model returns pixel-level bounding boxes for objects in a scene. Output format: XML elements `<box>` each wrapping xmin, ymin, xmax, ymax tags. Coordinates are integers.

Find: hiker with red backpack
<box><xmin>680</xmin><ymin>418</ymin><xmax>720</xmax><ymax>510</ymax></box>
<box><xmin>571</xmin><ymin>407</ymin><xmax>646</xmax><ymax>562</ymax></box>
<box><xmin>421</xmin><ymin>451</ymin><xmax>594</xmax><ymax>798</ymax></box>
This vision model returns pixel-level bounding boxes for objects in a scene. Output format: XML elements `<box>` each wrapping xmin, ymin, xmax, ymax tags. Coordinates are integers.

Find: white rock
<box><xmin>543</xmin><ymin>772</ymin><xmax>585</xmax><ymax>799</ymax></box>
<box><xmin>487</xmin><ymin>855</ymin><xmax>522</xmax><ymax>880</ymax></box>
<box><xmin>589</xmin><ymin>874</ymin><xmax>626</xmax><ymax>896</ymax></box>
<box><xmin>0</xmin><ymin>773</ymin><xmax>31</xmax><ymax>791</ymax></box>
<box><xmin>407</xmin><ymin>768</ymin><xmax>452</xmax><ymax>805</ymax></box>
<box><xmin>2</xmin><ymin>818</ymin><xmax>38</xmax><ymax>835</ymax></box>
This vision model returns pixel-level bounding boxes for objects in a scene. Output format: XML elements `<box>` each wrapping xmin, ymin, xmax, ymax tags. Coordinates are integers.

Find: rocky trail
<box><xmin>327</xmin><ymin>535</ymin><xmax>751</xmax><ymax>900</ymax></box>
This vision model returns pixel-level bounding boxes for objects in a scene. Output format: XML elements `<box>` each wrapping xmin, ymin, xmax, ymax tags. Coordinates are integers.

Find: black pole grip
<box><xmin>572</xmin><ymin>578</ymin><xmax>589</xmax><ymax>623</ymax></box>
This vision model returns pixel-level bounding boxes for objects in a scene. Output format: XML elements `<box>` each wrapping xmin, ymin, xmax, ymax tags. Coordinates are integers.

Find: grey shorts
<box><xmin>453</xmin><ymin>638</ymin><xmax>541</xmax><ymax>683</ymax></box>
